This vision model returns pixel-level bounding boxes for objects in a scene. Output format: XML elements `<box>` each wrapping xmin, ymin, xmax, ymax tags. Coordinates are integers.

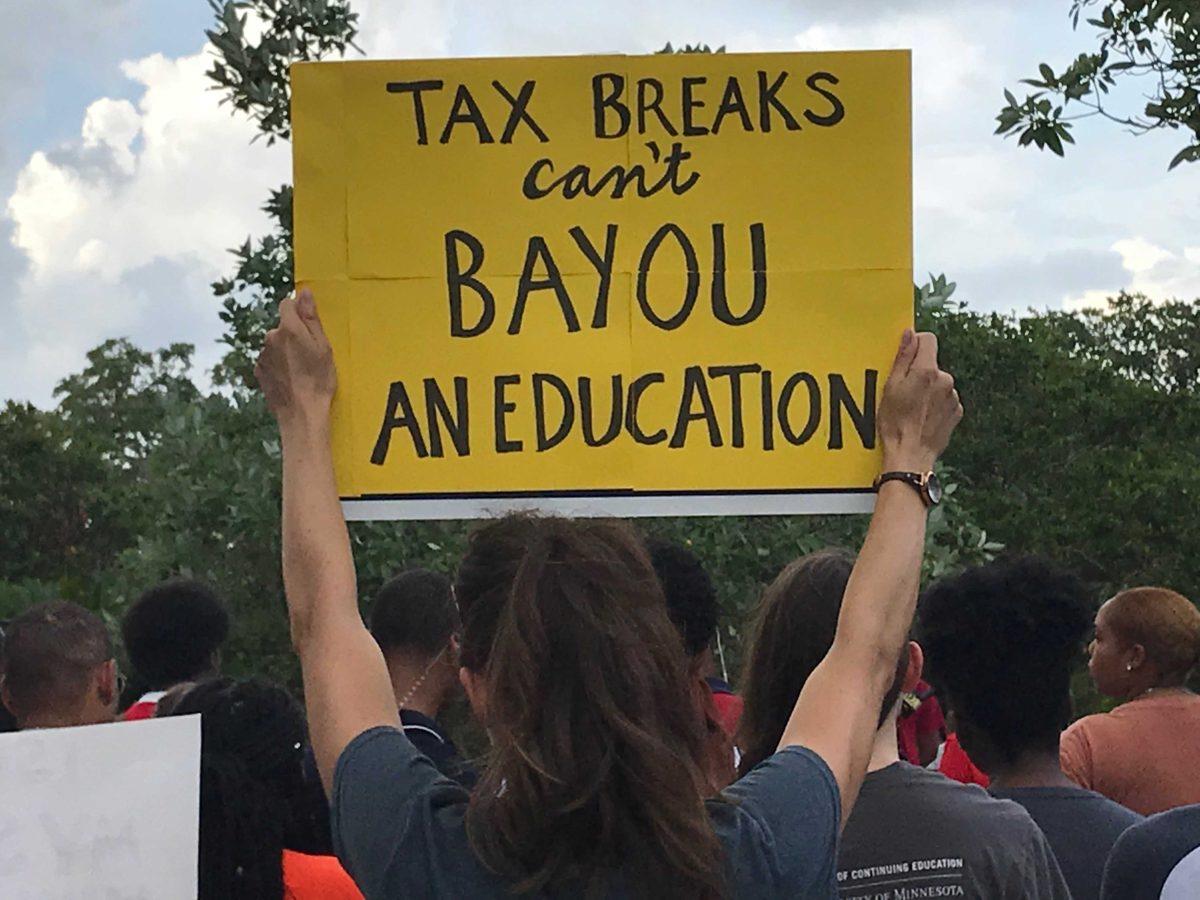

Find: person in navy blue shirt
<box><xmin>1102</xmin><ymin>803</ymin><xmax>1200</xmax><ymax>899</ymax></box>
<box><xmin>919</xmin><ymin>557</ymin><xmax>1143</xmax><ymax>900</ymax></box>
<box><xmin>369</xmin><ymin>568</ymin><xmax>476</xmax><ymax>789</ymax></box>
<box><xmin>258</xmin><ymin>291</ymin><xmax>962</xmax><ymax>898</ymax></box>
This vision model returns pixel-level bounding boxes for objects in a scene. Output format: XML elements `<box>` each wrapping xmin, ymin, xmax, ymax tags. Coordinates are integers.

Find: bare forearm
<box><xmin>773</xmin><ymin>329</ymin><xmax>958</xmax><ymax>825</ymax></box>
<box><xmin>777</xmin><ymin>483</ymin><xmax>929</xmax><ymax>825</ymax></box>
<box><xmin>280</xmin><ymin>412</ymin><xmax>359</xmax><ymax>647</ymax></box>
<box><xmin>260</xmin><ymin>292</ymin><xmax>402</xmax><ymax>792</ymax></box>
<box><xmin>834</xmin><ymin>480</ymin><xmax>927</xmax><ymax>682</ymax></box>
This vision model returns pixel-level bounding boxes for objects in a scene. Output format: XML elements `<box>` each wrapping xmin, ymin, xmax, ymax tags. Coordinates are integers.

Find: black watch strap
<box><xmin>873</xmin><ymin>471</ymin><xmax>934</xmax><ymax>507</ymax></box>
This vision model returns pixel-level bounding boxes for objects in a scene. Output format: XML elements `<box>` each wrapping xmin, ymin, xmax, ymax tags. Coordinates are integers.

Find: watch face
<box><xmin>925</xmin><ymin>472</ymin><xmax>943</xmax><ymax>505</ymax></box>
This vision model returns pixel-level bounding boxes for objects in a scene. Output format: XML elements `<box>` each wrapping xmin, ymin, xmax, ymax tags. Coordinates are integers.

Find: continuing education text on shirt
<box><xmin>838</xmin><ymin>763</ymin><xmax>1071</xmax><ymax>900</ymax></box>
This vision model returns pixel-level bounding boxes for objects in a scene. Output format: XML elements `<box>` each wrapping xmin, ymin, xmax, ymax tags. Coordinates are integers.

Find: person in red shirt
<box><xmin>707</xmin><ymin>676</ymin><xmax>744</xmax><ymax>739</ymax></box>
<box><xmin>647</xmin><ymin>537</ymin><xmax>741</xmax><ymax>791</ymax></box>
<box><xmin>939</xmin><ymin>728</ymin><xmax>991</xmax><ymax>788</ymax></box>
<box><xmin>120</xmin><ymin>580</ymin><xmax>229</xmax><ymax>720</ymax></box>
<box><xmin>896</xmin><ymin>678</ymin><xmax>945</xmax><ymax>766</ymax></box>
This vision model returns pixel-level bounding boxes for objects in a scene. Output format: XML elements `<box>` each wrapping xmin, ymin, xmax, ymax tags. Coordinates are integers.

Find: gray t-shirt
<box><xmin>836</xmin><ymin>763</ymin><xmax>1070</xmax><ymax>899</ymax></box>
<box><xmin>991</xmin><ymin>784</ymin><xmax>1142</xmax><ymax>899</ymax></box>
<box><xmin>332</xmin><ymin>725</ymin><xmax>841</xmax><ymax>898</ymax></box>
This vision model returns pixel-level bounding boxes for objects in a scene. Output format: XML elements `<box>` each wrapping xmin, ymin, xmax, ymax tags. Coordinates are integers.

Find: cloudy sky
<box><xmin>2</xmin><ymin>0</ymin><xmax>1197</xmax><ymax>405</ymax></box>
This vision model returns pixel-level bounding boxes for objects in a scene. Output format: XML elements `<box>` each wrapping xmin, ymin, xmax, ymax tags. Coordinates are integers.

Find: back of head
<box><xmin>1106</xmin><ymin>587</ymin><xmax>1200</xmax><ymax>685</ymax></box>
<box><xmin>2</xmin><ymin>600</ymin><xmax>114</xmax><ymax>726</ymax></box>
<box><xmin>167</xmin><ymin>677</ymin><xmax>308</xmax><ymax>900</ymax></box>
<box><xmin>122</xmin><ymin>580</ymin><xmax>230</xmax><ymax>689</ymax></box>
<box><xmin>646</xmin><ymin>537</ymin><xmax>719</xmax><ymax>660</ymax></box>
<box><xmin>369</xmin><ymin>568</ymin><xmax>458</xmax><ymax>660</ymax></box>
<box><xmin>455</xmin><ymin>513</ymin><xmax>723</xmax><ymax>898</ymax></box>
<box><xmin>739</xmin><ymin>550</ymin><xmax>886</xmax><ymax>775</ymax></box>
<box><xmin>917</xmin><ymin>557</ymin><xmax>1091</xmax><ymax>766</ymax></box>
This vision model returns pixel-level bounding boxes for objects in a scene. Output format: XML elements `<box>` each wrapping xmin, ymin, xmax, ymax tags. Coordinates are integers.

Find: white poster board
<box><xmin>0</xmin><ymin>715</ymin><xmax>201</xmax><ymax>900</ymax></box>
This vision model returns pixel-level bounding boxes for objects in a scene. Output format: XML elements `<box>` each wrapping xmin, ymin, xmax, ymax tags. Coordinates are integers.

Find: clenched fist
<box><xmin>255</xmin><ymin>287</ymin><xmax>337</xmax><ymax>427</ymax></box>
<box><xmin>876</xmin><ymin>330</ymin><xmax>962</xmax><ymax>473</ymax></box>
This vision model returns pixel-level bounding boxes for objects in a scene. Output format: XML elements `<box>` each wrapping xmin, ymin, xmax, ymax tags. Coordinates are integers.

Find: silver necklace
<box><xmin>398</xmin><ymin>647</ymin><xmax>447</xmax><ymax>710</ymax></box>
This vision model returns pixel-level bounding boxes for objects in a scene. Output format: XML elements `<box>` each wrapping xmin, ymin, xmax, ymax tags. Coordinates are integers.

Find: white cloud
<box><xmin>1110</xmin><ymin>237</ymin><xmax>1174</xmax><ymax>274</ymax></box>
<box><xmin>2</xmin><ymin>44</ymin><xmax>287</xmax><ymax>404</ymax></box>
<box><xmin>356</xmin><ymin>0</ymin><xmax>454</xmax><ymax>57</ymax></box>
<box><xmin>80</xmin><ymin>98</ymin><xmax>141</xmax><ymax>173</ymax></box>
<box><xmin>791</xmin><ymin>14</ymin><xmax>992</xmax><ymax>116</ymax></box>
<box><xmin>1065</xmin><ymin>238</ymin><xmax>1200</xmax><ymax>311</ymax></box>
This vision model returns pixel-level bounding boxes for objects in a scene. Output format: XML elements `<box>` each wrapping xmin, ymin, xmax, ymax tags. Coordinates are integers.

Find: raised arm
<box><xmin>256</xmin><ymin>289</ymin><xmax>399</xmax><ymax>794</ymax></box>
<box><xmin>778</xmin><ymin>330</ymin><xmax>961</xmax><ymax>827</ymax></box>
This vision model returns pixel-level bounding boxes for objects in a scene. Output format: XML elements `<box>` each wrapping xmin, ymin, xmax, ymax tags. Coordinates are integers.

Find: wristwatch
<box><xmin>873</xmin><ymin>471</ymin><xmax>942</xmax><ymax>507</ymax></box>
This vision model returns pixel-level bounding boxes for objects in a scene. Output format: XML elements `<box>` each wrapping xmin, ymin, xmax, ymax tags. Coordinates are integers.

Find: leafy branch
<box><xmin>996</xmin><ymin>1</ymin><xmax>1200</xmax><ymax>169</ymax></box>
<box><xmin>205</xmin><ymin>0</ymin><xmax>360</xmax><ymax>144</ymax></box>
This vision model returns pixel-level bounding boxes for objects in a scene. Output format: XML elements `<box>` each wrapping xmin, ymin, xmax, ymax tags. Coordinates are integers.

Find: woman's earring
<box><xmin>1126</xmin><ymin>664</ymin><xmax>1133</xmax><ymax>672</ymax></box>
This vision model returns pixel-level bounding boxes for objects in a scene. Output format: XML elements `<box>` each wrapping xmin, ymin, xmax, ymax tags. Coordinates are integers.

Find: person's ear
<box><xmin>459</xmin><ymin>667</ymin><xmax>487</xmax><ymax>720</ymax></box>
<box><xmin>97</xmin><ymin>660</ymin><xmax>118</xmax><ymax>707</ymax></box>
<box><xmin>903</xmin><ymin>641</ymin><xmax>924</xmax><ymax>692</ymax></box>
<box><xmin>448</xmin><ymin>634</ymin><xmax>461</xmax><ymax>665</ymax></box>
<box><xmin>0</xmin><ymin>675</ymin><xmax>13</xmax><ymax>718</ymax></box>
<box><xmin>1127</xmin><ymin>643</ymin><xmax>1147</xmax><ymax>672</ymax></box>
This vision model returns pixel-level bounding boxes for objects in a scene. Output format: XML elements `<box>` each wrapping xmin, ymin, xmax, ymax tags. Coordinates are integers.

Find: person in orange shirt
<box><xmin>1061</xmin><ymin>587</ymin><xmax>1200</xmax><ymax>815</ymax></box>
<box><xmin>164</xmin><ymin>678</ymin><xmax>362</xmax><ymax>900</ymax></box>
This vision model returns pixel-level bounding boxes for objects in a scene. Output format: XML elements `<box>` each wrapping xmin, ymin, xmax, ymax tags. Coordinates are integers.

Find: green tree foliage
<box><xmin>211</xmin><ymin>186</ymin><xmax>295</xmax><ymax>388</ymax></box>
<box><xmin>206</xmin><ymin>0</ymin><xmax>359</xmax><ymax>144</ymax></box>
<box><xmin>0</xmin><ymin>402</ymin><xmax>110</xmax><ymax>588</ymax></box>
<box><xmin>54</xmin><ymin>339</ymin><xmax>199</xmax><ymax>465</ymax></box>
<box><xmin>997</xmin><ymin>1</ymin><xmax>1200</xmax><ymax>168</ymax></box>
<box><xmin>1</xmin><ymin>341</ymin><xmax>198</xmax><ymax>595</ymax></box>
<box><xmin>932</xmin><ymin>293</ymin><xmax>1200</xmax><ymax>602</ymax></box>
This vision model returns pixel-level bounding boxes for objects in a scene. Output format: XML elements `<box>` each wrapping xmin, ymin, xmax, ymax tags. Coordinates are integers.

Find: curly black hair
<box><xmin>167</xmin><ymin>677</ymin><xmax>326</xmax><ymax>899</ymax></box>
<box><xmin>916</xmin><ymin>556</ymin><xmax>1092</xmax><ymax>763</ymax></box>
<box><xmin>646</xmin><ymin>537</ymin><xmax>719</xmax><ymax>659</ymax></box>
<box><xmin>121</xmin><ymin>580</ymin><xmax>230</xmax><ymax>689</ymax></box>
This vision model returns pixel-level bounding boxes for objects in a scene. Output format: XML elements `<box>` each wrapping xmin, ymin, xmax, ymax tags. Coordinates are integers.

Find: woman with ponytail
<box><xmin>257</xmin><ymin>289</ymin><xmax>962</xmax><ymax>898</ymax></box>
<box><xmin>455</xmin><ymin>515</ymin><xmax>725</xmax><ymax>896</ymax></box>
<box><xmin>165</xmin><ymin>678</ymin><xmax>361</xmax><ymax>899</ymax></box>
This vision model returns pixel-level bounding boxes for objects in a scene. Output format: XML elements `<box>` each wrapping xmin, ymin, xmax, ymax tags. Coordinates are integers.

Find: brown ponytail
<box><xmin>737</xmin><ymin>549</ymin><xmax>856</xmax><ymax>777</ymax></box>
<box><xmin>456</xmin><ymin>514</ymin><xmax>725</xmax><ymax>898</ymax></box>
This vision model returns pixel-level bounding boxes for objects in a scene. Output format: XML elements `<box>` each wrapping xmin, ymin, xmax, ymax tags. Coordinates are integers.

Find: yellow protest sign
<box><xmin>291</xmin><ymin>50</ymin><xmax>911</xmax><ymax>520</ymax></box>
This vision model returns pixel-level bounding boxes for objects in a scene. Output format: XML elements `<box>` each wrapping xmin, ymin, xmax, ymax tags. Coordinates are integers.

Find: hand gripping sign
<box><xmin>291</xmin><ymin>50</ymin><xmax>912</xmax><ymax>520</ymax></box>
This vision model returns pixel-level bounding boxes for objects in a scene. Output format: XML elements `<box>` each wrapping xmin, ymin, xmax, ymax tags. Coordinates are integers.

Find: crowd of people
<box><xmin>2</xmin><ymin>289</ymin><xmax>1199</xmax><ymax>898</ymax></box>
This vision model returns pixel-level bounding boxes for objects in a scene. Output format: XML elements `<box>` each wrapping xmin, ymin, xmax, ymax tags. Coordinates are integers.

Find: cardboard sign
<box><xmin>292</xmin><ymin>51</ymin><xmax>912</xmax><ymax>520</ymax></box>
<box><xmin>0</xmin><ymin>716</ymin><xmax>200</xmax><ymax>899</ymax></box>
